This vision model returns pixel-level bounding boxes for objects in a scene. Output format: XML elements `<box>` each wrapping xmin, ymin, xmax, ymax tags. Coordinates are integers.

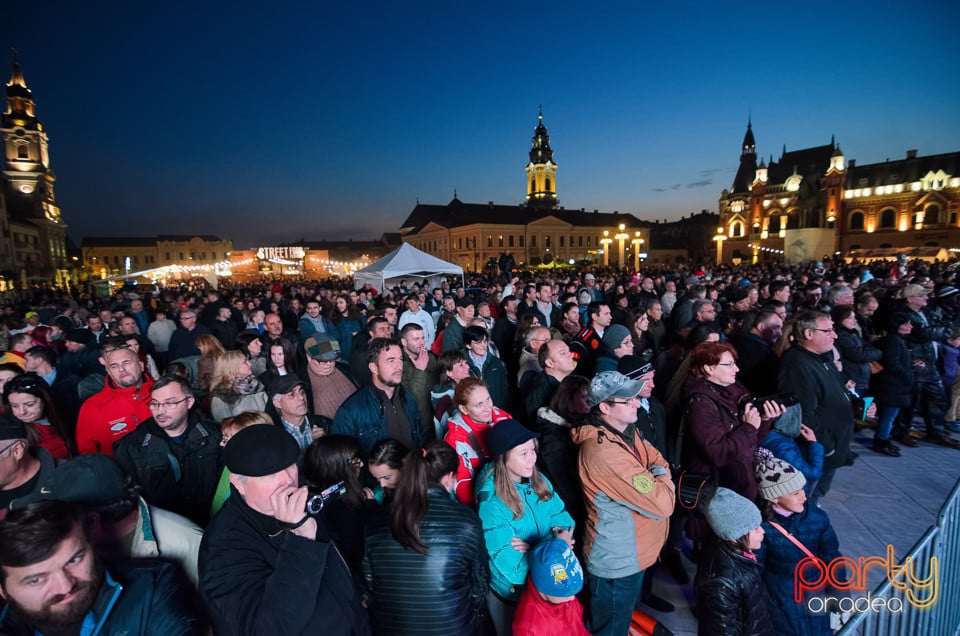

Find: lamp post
<box><xmin>614</xmin><ymin>223</ymin><xmax>629</xmax><ymax>270</ymax></box>
<box><xmin>714</xmin><ymin>226</ymin><xmax>727</xmax><ymax>265</ymax></box>
<box><xmin>600</xmin><ymin>230</ymin><xmax>612</xmax><ymax>267</ymax></box>
<box><xmin>632</xmin><ymin>231</ymin><xmax>644</xmax><ymax>271</ymax></box>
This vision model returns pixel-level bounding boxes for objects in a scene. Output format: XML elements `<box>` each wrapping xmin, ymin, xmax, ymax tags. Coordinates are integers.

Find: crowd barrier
<box><xmin>838</xmin><ymin>477</ymin><xmax>960</xmax><ymax>635</ymax></box>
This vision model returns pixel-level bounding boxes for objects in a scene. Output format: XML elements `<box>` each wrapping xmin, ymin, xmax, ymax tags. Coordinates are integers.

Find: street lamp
<box><xmin>600</xmin><ymin>230</ymin><xmax>612</xmax><ymax>267</ymax></box>
<box><xmin>631</xmin><ymin>231</ymin><xmax>644</xmax><ymax>270</ymax></box>
<box><xmin>614</xmin><ymin>223</ymin><xmax>629</xmax><ymax>270</ymax></box>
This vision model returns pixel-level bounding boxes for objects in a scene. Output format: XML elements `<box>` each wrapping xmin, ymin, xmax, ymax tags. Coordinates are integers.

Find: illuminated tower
<box><xmin>525</xmin><ymin>107</ymin><xmax>557</xmax><ymax>209</ymax></box>
<box><xmin>1</xmin><ymin>54</ymin><xmax>69</xmax><ymax>285</ymax></box>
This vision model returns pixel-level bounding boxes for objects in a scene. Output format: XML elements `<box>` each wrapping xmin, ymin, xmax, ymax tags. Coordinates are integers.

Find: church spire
<box><xmin>5</xmin><ymin>51</ymin><xmax>37</xmax><ymax>123</ymax></box>
<box><xmin>741</xmin><ymin>118</ymin><xmax>756</xmax><ymax>157</ymax></box>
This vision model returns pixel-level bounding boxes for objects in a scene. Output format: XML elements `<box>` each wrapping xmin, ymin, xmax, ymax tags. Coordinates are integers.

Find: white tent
<box><xmin>353</xmin><ymin>242</ymin><xmax>463</xmax><ymax>291</ymax></box>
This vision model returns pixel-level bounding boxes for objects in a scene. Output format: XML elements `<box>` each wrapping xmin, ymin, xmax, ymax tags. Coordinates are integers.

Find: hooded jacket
<box><xmin>76</xmin><ymin>374</ymin><xmax>155</xmax><ymax>456</ymax></box>
<box><xmin>571</xmin><ymin>419</ymin><xmax>674</xmax><ymax>579</ymax></box>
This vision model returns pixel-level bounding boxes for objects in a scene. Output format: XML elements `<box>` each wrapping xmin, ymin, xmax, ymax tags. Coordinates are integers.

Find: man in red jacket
<box><xmin>75</xmin><ymin>339</ymin><xmax>154</xmax><ymax>456</ymax></box>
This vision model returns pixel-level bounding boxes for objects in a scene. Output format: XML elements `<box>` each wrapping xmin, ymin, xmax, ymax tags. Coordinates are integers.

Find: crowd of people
<box><xmin>0</xmin><ymin>252</ymin><xmax>958</xmax><ymax>635</ymax></box>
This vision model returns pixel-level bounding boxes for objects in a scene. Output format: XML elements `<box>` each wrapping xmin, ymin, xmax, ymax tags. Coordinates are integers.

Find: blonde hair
<box><xmin>210</xmin><ymin>350</ymin><xmax>250</xmax><ymax>391</ymax></box>
<box><xmin>220</xmin><ymin>410</ymin><xmax>272</xmax><ymax>437</ymax></box>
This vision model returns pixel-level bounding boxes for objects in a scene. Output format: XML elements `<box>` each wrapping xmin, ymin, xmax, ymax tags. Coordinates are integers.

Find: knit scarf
<box><xmin>233</xmin><ymin>374</ymin><xmax>263</xmax><ymax>396</ymax></box>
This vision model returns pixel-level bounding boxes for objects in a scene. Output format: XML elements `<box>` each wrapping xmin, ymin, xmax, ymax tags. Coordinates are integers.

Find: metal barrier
<box><xmin>838</xmin><ymin>477</ymin><xmax>960</xmax><ymax>636</ymax></box>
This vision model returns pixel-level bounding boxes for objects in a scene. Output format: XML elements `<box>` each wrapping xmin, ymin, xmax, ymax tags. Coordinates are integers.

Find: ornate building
<box><xmin>400</xmin><ymin>111</ymin><xmax>649</xmax><ymax>271</ymax></box>
<box><xmin>718</xmin><ymin>121</ymin><xmax>959</xmax><ymax>264</ymax></box>
<box><xmin>1</xmin><ymin>55</ymin><xmax>70</xmax><ymax>286</ymax></box>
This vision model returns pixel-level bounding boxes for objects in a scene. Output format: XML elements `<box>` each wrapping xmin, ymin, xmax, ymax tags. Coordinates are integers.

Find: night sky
<box><xmin>3</xmin><ymin>2</ymin><xmax>959</xmax><ymax>249</ymax></box>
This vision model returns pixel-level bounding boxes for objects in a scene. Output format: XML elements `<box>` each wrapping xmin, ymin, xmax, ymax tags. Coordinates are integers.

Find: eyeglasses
<box><xmin>716</xmin><ymin>362</ymin><xmax>738</xmax><ymax>367</ymax></box>
<box><xmin>607</xmin><ymin>397</ymin><xmax>640</xmax><ymax>406</ymax></box>
<box><xmin>811</xmin><ymin>328</ymin><xmax>835</xmax><ymax>334</ymax></box>
<box><xmin>148</xmin><ymin>397</ymin><xmax>191</xmax><ymax>411</ymax></box>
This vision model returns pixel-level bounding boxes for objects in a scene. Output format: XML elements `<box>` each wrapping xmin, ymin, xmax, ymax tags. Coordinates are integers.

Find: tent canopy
<box><xmin>353</xmin><ymin>243</ymin><xmax>463</xmax><ymax>291</ymax></box>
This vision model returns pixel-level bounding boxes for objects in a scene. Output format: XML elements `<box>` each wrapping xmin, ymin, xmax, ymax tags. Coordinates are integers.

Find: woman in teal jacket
<box><xmin>476</xmin><ymin>419</ymin><xmax>575</xmax><ymax>636</ymax></box>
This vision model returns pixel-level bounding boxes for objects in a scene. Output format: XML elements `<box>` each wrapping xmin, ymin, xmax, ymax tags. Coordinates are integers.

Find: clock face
<box><xmin>20</xmin><ymin>184</ymin><xmax>33</xmax><ymax>194</ymax></box>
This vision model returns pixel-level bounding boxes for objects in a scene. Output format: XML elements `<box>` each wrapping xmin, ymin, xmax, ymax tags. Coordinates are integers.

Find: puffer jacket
<box><xmin>363</xmin><ymin>488</ymin><xmax>489</xmax><ymax>635</ymax></box>
<box><xmin>113</xmin><ymin>412</ymin><xmax>223</xmax><ymax>526</ymax></box>
<box><xmin>443</xmin><ymin>407</ymin><xmax>512</xmax><ymax>505</ymax></box>
<box><xmin>76</xmin><ymin>374</ymin><xmax>155</xmax><ymax>456</ymax></box>
<box><xmin>571</xmin><ymin>419</ymin><xmax>674</xmax><ymax>579</ymax></box>
<box><xmin>694</xmin><ymin>543</ymin><xmax>774</xmax><ymax>636</ymax></box>
<box><xmin>0</xmin><ymin>560</ymin><xmax>204</xmax><ymax>635</ymax></box>
<box><xmin>756</xmin><ymin>505</ymin><xmax>840</xmax><ymax>636</ymax></box>
<box><xmin>680</xmin><ymin>375</ymin><xmax>768</xmax><ymax>502</ymax></box>
<box><xmin>476</xmin><ymin>465</ymin><xmax>574</xmax><ymax>601</ymax></box>
<box><xmin>331</xmin><ymin>384</ymin><xmax>426</xmax><ymax>456</ymax></box>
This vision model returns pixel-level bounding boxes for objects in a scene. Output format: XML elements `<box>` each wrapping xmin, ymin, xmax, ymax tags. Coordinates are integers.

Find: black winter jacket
<box><xmin>113</xmin><ymin>413</ymin><xmax>222</xmax><ymax>526</ymax></box>
<box><xmin>535</xmin><ymin>407</ymin><xmax>585</xmax><ymax>529</ymax></box>
<box><xmin>200</xmin><ymin>489</ymin><xmax>370</xmax><ymax>636</ymax></box>
<box><xmin>363</xmin><ymin>488</ymin><xmax>489</xmax><ymax>635</ymax></box>
<box><xmin>778</xmin><ymin>346</ymin><xmax>853</xmax><ymax>470</ymax></box>
<box><xmin>872</xmin><ymin>333</ymin><xmax>914</xmax><ymax>408</ymax></box>
<box><xmin>694</xmin><ymin>543</ymin><xmax>774</xmax><ymax>636</ymax></box>
<box><xmin>835</xmin><ymin>326</ymin><xmax>881</xmax><ymax>393</ymax></box>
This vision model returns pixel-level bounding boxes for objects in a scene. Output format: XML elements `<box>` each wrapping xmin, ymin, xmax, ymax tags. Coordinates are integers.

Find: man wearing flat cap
<box><xmin>571</xmin><ymin>371</ymin><xmax>675</xmax><ymax>636</ymax></box>
<box><xmin>199</xmin><ymin>424</ymin><xmax>369</xmax><ymax>635</ymax></box>
<box><xmin>268</xmin><ymin>374</ymin><xmax>326</xmax><ymax>454</ymax></box>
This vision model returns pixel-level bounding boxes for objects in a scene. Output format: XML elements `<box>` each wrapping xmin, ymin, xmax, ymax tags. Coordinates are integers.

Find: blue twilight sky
<box><xmin>3</xmin><ymin>1</ymin><xmax>959</xmax><ymax>249</ymax></box>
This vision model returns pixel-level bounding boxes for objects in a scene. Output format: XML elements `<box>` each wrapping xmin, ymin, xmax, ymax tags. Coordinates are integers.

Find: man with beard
<box><xmin>730</xmin><ymin>308</ymin><xmax>784</xmax><ymax>397</ymax></box>
<box><xmin>0</xmin><ymin>500</ymin><xmax>202</xmax><ymax>634</ymax></box>
<box><xmin>399</xmin><ymin>323</ymin><xmax>438</xmax><ymax>429</ymax></box>
<box><xmin>332</xmin><ymin>338</ymin><xmax>428</xmax><ymax>456</ymax></box>
<box><xmin>75</xmin><ymin>339</ymin><xmax>154</xmax><ymax>456</ymax></box>
<box><xmin>112</xmin><ymin>375</ymin><xmax>223</xmax><ymax>526</ymax></box>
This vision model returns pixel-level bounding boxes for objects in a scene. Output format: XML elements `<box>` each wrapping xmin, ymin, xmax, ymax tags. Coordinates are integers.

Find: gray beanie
<box><xmin>601</xmin><ymin>324</ymin><xmax>631</xmax><ymax>351</ymax></box>
<box><xmin>754</xmin><ymin>448</ymin><xmax>807</xmax><ymax>500</ymax></box>
<box><xmin>705</xmin><ymin>487</ymin><xmax>762</xmax><ymax>541</ymax></box>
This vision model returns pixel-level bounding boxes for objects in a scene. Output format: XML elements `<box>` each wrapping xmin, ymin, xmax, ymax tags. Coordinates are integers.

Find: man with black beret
<box><xmin>199</xmin><ymin>424</ymin><xmax>370</xmax><ymax>635</ymax></box>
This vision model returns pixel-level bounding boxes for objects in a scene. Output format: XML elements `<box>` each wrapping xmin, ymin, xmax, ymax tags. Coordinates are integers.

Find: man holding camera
<box><xmin>199</xmin><ymin>424</ymin><xmax>369</xmax><ymax>635</ymax></box>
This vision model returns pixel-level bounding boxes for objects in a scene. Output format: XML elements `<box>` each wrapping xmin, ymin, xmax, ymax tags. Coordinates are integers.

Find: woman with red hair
<box><xmin>679</xmin><ymin>341</ymin><xmax>784</xmax><ymax>504</ymax></box>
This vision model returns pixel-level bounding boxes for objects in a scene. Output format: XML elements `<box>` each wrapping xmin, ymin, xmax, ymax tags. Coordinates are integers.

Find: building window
<box><xmin>924</xmin><ymin>205</ymin><xmax>940</xmax><ymax>225</ymax></box>
<box><xmin>487</xmin><ymin>236</ymin><xmax>493</xmax><ymax>248</ymax></box>
<box><xmin>458</xmin><ymin>238</ymin><xmax>463</xmax><ymax>249</ymax></box>
<box><xmin>498</xmin><ymin>236</ymin><xmax>504</xmax><ymax>248</ymax></box>
<box><xmin>165</xmin><ymin>252</ymin><xmax>171</xmax><ymax>260</ymax></box>
<box><xmin>212</xmin><ymin>252</ymin><xmax>217</xmax><ymax>259</ymax></box>
<box><xmin>578</xmin><ymin>236</ymin><xmax>583</xmax><ymax>247</ymax></box>
<box><xmin>768</xmin><ymin>215</ymin><xmax>781</xmax><ymax>234</ymax></box>
<box><xmin>133</xmin><ymin>256</ymin><xmax>139</xmax><ymax>265</ymax></box>
<box><xmin>545</xmin><ymin>235</ymin><xmax>551</xmax><ymax>248</ymax></box>
<box><xmin>570</xmin><ymin>235</ymin><xmax>574</xmax><ymax>247</ymax></box>
<box><xmin>179</xmin><ymin>252</ymin><xmax>185</xmax><ymax>260</ymax></box>
<box><xmin>545</xmin><ymin>177</ymin><xmax>551</xmax><ymax>192</ymax></box>
<box><xmin>849</xmin><ymin>211</ymin><xmax>865</xmax><ymax>230</ymax></box>
<box><xmin>531</xmin><ymin>235</ymin><xmax>538</xmax><ymax>248</ymax></box>
<box><xmin>731</xmin><ymin>221</ymin><xmax>743</xmax><ymax>237</ymax></box>
<box><xmin>879</xmin><ymin>209</ymin><xmax>896</xmax><ymax>229</ymax></box>
<box><xmin>509</xmin><ymin>235</ymin><xmax>514</xmax><ymax>248</ymax></box>
<box><xmin>16</xmin><ymin>145</ymin><xmax>28</xmax><ymax>159</ymax></box>
<box><xmin>519</xmin><ymin>236</ymin><xmax>525</xmax><ymax>247</ymax></box>
<box><xmin>951</xmin><ymin>210</ymin><xmax>958</xmax><ymax>225</ymax></box>
<box><xmin>586</xmin><ymin>236</ymin><xmax>591</xmax><ymax>247</ymax></box>
<box><xmin>560</xmin><ymin>236</ymin><xmax>565</xmax><ymax>247</ymax></box>
<box><xmin>190</xmin><ymin>252</ymin><xmax>196</xmax><ymax>260</ymax></box>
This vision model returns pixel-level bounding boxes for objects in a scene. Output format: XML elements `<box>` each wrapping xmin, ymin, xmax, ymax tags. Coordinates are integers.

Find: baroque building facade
<box><xmin>400</xmin><ymin>111</ymin><xmax>650</xmax><ymax>271</ymax></box>
<box><xmin>1</xmin><ymin>56</ymin><xmax>70</xmax><ymax>286</ymax></box>
<box><xmin>718</xmin><ymin>121</ymin><xmax>959</xmax><ymax>264</ymax></box>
